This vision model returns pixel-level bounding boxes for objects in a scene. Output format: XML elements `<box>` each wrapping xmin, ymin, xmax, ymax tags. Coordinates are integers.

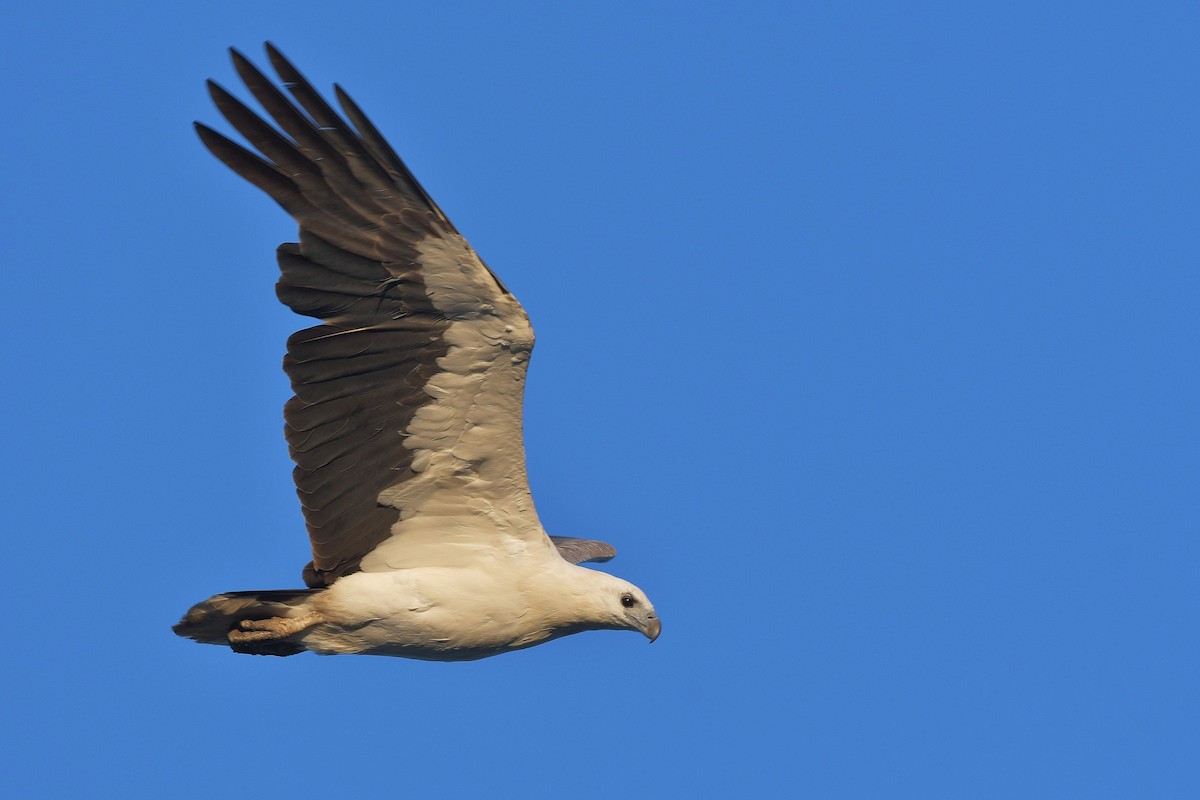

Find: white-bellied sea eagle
<box><xmin>173</xmin><ymin>45</ymin><xmax>660</xmax><ymax>659</ymax></box>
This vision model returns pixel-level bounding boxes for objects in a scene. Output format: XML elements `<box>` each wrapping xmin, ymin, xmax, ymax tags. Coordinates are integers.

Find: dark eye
<box><xmin>621</xmin><ymin>593</ymin><xmax>636</xmax><ymax>608</ymax></box>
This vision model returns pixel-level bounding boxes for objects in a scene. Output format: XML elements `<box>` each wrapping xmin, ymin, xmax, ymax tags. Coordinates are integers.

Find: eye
<box><xmin>620</xmin><ymin>593</ymin><xmax>636</xmax><ymax>608</ymax></box>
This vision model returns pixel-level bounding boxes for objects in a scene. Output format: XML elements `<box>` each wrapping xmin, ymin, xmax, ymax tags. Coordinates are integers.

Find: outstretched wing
<box><xmin>199</xmin><ymin>45</ymin><xmax>545</xmax><ymax>587</ymax></box>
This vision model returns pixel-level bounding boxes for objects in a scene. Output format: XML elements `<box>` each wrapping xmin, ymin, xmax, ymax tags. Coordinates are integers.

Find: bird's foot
<box><xmin>228</xmin><ymin>612</ymin><xmax>320</xmax><ymax>645</ymax></box>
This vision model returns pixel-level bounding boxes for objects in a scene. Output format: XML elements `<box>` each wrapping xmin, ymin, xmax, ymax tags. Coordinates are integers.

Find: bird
<box><xmin>172</xmin><ymin>45</ymin><xmax>660</xmax><ymax>659</ymax></box>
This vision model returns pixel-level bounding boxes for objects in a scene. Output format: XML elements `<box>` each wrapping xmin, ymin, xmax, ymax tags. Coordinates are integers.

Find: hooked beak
<box><xmin>643</xmin><ymin>614</ymin><xmax>661</xmax><ymax>643</ymax></box>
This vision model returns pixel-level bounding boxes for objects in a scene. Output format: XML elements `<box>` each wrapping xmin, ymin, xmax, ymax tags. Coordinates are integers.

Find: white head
<box><xmin>574</xmin><ymin>570</ymin><xmax>661</xmax><ymax>642</ymax></box>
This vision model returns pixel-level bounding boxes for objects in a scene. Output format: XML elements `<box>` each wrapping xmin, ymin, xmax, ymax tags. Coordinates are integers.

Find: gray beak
<box><xmin>644</xmin><ymin>615</ymin><xmax>661</xmax><ymax>643</ymax></box>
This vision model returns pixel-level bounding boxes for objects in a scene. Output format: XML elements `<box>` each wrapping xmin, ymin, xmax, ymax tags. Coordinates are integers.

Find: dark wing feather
<box><xmin>199</xmin><ymin>46</ymin><xmax>521</xmax><ymax>587</ymax></box>
<box><xmin>550</xmin><ymin>537</ymin><xmax>617</xmax><ymax>564</ymax></box>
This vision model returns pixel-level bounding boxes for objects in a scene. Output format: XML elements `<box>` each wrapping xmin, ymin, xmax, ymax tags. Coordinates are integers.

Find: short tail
<box><xmin>173</xmin><ymin>589</ymin><xmax>318</xmax><ymax>656</ymax></box>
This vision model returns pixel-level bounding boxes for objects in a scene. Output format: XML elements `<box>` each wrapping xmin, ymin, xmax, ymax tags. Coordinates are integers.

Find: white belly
<box><xmin>297</xmin><ymin>566</ymin><xmax>556</xmax><ymax>660</ymax></box>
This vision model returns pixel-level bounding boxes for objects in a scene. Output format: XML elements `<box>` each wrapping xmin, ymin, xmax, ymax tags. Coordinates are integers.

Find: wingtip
<box><xmin>332</xmin><ymin>83</ymin><xmax>353</xmax><ymax>112</ymax></box>
<box><xmin>205</xmin><ymin>79</ymin><xmax>237</xmax><ymax>108</ymax></box>
<box><xmin>204</xmin><ymin>78</ymin><xmax>223</xmax><ymax>105</ymax></box>
<box><xmin>265</xmin><ymin>41</ymin><xmax>299</xmax><ymax>83</ymax></box>
<box><xmin>193</xmin><ymin>121</ymin><xmax>238</xmax><ymax>157</ymax></box>
<box><xmin>193</xmin><ymin>121</ymin><xmax>223</xmax><ymax>149</ymax></box>
<box><xmin>229</xmin><ymin>47</ymin><xmax>253</xmax><ymax>70</ymax></box>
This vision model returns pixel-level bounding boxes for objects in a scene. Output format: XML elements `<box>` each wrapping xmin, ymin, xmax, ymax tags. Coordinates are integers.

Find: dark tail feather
<box><xmin>173</xmin><ymin>589</ymin><xmax>318</xmax><ymax>656</ymax></box>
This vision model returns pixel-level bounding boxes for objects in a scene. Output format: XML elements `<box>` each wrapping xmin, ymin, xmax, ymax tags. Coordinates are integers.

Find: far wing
<box><xmin>551</xmin><ymin>537</ymin><xmax>617</xmax><ymax>564</ymax></box>
<box><xmin>199</xmin><ymin>45</ymin><xmax>543</xmax><ymax>586</ymax></box>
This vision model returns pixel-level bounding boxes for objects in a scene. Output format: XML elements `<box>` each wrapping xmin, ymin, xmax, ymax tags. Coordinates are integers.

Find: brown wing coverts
<box><xmin>198</xmin><ymin>45</ymin><xmax>462</xmax><ymax>587</ymax></box>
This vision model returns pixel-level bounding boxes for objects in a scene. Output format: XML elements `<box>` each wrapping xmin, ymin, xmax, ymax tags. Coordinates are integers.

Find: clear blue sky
<box><xmin>4</xmin><ymin>2</ymin><xmax>1198</xmax><ymax>797</ymax></box>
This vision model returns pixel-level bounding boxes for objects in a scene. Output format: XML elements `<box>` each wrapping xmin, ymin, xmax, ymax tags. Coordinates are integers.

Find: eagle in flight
<box><xmin>173</xmin><ymin>45</ymin><xmax>660</xmax><ymax>659</ymax></box>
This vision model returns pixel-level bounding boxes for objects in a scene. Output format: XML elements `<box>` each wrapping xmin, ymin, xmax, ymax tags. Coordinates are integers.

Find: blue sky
<box><xmin>4</xmin><ymin>2</ymin><xmax>1198</xmax><ymax>797</ymax></box>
